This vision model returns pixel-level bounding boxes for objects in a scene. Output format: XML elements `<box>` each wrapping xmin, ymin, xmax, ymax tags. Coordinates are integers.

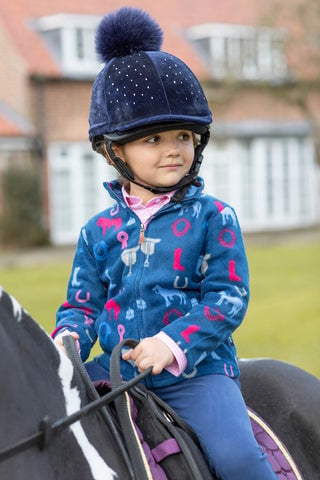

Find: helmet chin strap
<box><xmin>105</xmin><ymin>130</ymin><xmax>210</xmax><ymax>198</ymax></box>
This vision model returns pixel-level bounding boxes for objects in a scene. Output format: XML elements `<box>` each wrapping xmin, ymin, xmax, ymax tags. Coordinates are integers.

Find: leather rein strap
<box><xmin>0</xmin><ymin>337</ymin><xmax>150</xmax><ymax>463</ymax></box>
<box><xmin>110</xmin><ymin>338</ymin><xmax>153</xmax><ymax>480</ymax></box>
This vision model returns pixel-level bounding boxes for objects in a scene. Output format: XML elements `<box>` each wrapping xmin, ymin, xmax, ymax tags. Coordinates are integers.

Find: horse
<box><xmin>239</xmin><ymin>357</ymin><xmax>320</xmax><ymax>480</ymax></box>
<box><xmin>0</xmin><ymin>286</ymin><xmax>319</xmax><ymax>479</ymax></box>
<box><xmin>0</xmin><ymin>287</ymin><xmax>134</xmax><ymax>480</ymax></box>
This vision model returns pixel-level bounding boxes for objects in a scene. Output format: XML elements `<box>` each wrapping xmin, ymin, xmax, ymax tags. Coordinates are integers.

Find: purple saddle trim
<box><xmin>151</xmin><ymin>438</ymin><xmax>182</xmax><ymax>463</ymax></box>
<box><xmin>248</xmin><ymin>408</ymin><xmax>304</xmax><ymax>480</ymax></box>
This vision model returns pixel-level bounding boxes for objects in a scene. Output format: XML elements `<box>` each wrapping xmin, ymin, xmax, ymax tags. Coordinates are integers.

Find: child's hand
<box><xmin>53</xmin><ymin>330</ymin><xmax>80</xmax><ymax>355</ymax></box>
<box><xmin>122</xmin><ymin>337</ymin><xmax>174</xmax><ymax>375</ymax></box>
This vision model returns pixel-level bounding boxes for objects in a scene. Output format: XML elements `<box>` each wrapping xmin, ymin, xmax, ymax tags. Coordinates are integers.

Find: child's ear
<box><xmin>111</xmin><ymin>143</ymin><xmax>125</xmax><ymax>161</ymax></box>
<box><xmin>99</xmin><ymin>144</ymin><xmax>113</xmax><ymax>165</ymax></box>
<box><xmin>102</xmin><ymin>143</ymin><xmax>124</xmax><ymax>165</ymax></box>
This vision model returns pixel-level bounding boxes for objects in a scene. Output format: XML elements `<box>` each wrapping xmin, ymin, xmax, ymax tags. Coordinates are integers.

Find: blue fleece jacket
<box><xmin>56</xmin><ymin>178</ymin><xmax>249</xmax><ymax>388</ymax></box>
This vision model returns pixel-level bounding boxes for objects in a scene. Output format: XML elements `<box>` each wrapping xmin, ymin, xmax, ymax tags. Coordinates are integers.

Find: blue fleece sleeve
<box><xmin>55</xmin><ymin>228</ymin><xmax>105</xmax><ymax>361</ymax></box>
<box><xmin>161</xmin><ymin>205</ymin><xmax>250</xmax><ymax>373</ymax></box>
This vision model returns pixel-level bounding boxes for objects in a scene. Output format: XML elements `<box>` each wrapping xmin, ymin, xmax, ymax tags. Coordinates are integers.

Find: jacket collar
<box><xmin>103</xmin><ymin>177</ymin><xmax>204</xmax><ymax>205</ymax></box>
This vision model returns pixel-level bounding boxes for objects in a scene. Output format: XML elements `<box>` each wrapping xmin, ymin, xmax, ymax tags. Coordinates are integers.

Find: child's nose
<box><xmin>165</xmin><ymin>139</ymin><xmax>180</xmax><ymax>156</ymax></box>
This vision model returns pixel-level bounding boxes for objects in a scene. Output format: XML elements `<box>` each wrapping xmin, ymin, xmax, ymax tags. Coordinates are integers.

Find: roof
<box><xmin>0</xmin><ymin>101</ymin><xmax>34</xmax><ymax>137</ymax></box>
<box><xmin>0</xmin><ymin>115</ymin><xmax>23</xmax><ymax>137</ymax></box>
<box><xmin>0</xmin><ymin>0</ymin><xmax>269</xmax><ymax>78</ymax></box>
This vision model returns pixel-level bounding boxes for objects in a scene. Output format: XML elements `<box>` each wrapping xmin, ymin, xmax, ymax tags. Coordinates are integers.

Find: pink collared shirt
<box><xmin>122</xmin><ymin>186</ymin><xmax>174</xmax><ymax>225</ymax></box>
<box><xmin>122</xmin><ymin>186</ymin><xmax>187</xmax><ymax>376</ymax></box>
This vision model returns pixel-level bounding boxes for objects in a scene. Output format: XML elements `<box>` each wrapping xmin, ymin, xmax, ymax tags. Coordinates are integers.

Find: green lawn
<box><xmin>1</xmin><ymin>241</ymin><xmax>319</xmax><ymax>377</ymax></box>
<box><xmin>234</xmin><ymin>242</ymin><xmax>320</xmax><ymax>377</ymax></box>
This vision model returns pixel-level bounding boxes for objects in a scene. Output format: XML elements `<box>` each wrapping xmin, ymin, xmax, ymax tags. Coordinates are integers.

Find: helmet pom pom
<box><xmin>96</xmin><ymin>7</ymin><xmax>163</xmax><ymax>63</ymax></box>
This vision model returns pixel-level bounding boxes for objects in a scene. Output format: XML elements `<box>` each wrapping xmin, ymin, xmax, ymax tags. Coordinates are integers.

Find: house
<box><xmin>0</xmin><ymin>0</ymin><xmax>319</xmax><ymax>244</ymax></box>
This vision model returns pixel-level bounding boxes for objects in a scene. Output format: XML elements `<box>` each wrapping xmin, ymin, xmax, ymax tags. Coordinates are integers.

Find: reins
<box><xmin>64</xmin><ymin>335</ymin><xmax>153</xmax><ymax>480</ymax></box>
<box><xmin>0</xmin><ymin>338</ymin><xmax>151</xmax><ymax>464</ymax></box>
<box><xmin>62</xmin><ymin>335</ymin><xmax>135</xmax><ymax>479</ymax></box>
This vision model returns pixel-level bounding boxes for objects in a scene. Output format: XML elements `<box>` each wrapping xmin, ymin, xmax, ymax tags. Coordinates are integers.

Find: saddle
<box><xmin>248</xmin><ymin>409</ymin><xmax>303</xmax><ymax>480</ymax></box>
<box><xmin>63</xmin><ymin>337</ymin><xmax>304</xmax><ymax>480</ymax></box>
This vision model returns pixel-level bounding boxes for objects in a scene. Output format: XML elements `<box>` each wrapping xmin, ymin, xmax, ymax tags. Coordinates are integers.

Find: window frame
<box><xmin>187</xmin><ymin>23</ymin><xmax>288</xmax><ymax>81</ymax></box>
<box><xmin>34</xmin><ymin>13</ymin><xmax>102</xmax><ymax>77</ymax></box>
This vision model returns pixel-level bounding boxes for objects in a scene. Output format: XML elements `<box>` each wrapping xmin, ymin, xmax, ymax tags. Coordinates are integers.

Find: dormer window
<box><xmin>34</xmin><ymin>14</ymin><xmax>102</xmax><ymax>78</ymax></box>
<box><xmin>188</xmin><ymin>23</ymin><xmax>288</xmax><ymax>82</ymax></box>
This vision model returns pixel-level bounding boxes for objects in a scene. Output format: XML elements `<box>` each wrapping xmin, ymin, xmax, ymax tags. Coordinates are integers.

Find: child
<box><xmin>53</xmin><ymin>7</ymin><xmax>277</xmax><ymax>480</ymax></box>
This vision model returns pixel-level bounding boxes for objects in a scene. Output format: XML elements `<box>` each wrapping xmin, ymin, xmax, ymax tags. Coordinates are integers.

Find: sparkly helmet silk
<box><xmin>89</xmin><ymin>7</ymin><xmax>213</xmax><ymax>196</ymax></box>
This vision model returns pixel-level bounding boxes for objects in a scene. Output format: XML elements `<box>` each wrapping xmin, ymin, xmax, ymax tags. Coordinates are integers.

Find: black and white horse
<box><xmin>0</xmin><ymin>287</ymin><xmax>319</xmax><ymax>479</ymax></box>
<box><xmin>0</xmin><ymin>287</ymin><xmax>133</xmax><ymax>480</ymax></box>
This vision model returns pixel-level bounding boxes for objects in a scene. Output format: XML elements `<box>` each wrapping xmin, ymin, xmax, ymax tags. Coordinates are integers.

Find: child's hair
<box><xmin>89</xmin><ymin>7</ymin><xmax>213</xmax><ymax>198</ymax></box>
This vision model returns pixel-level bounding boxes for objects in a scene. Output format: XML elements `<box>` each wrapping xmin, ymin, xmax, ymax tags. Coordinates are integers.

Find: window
<box><xmin>34</xmin><ymin>14</ymin><xmax>102</xmax><ymax>78</ymax></box>
<box><xmin>48</xmin><ymin>142</ymin><xmax>114</xmax><ymax>245</ymax></box>
<box><xmin>203</xmin><ymin>130</ymin><xmax>318</xmax><ymax>231</ymax></box>
<box><xmin>83</xmin><ymin>152</ymin><xmax>97</xmax><ymax>218</ymax></box>
<box><xmin>187</xmin><ymin>23</ymin><xmax>288</xmax><ymax>82</ymax></box>
<box><xmin>53</xmin><ymin>168</ymin><xmax>72</xmax><ymax>231</ymax></box>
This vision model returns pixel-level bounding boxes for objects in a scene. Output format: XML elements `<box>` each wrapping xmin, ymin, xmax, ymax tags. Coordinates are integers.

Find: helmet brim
<box><xmin>103</xmin><ymin>122</ymin><xmax>210</xmax><ymax>144</ymax></box>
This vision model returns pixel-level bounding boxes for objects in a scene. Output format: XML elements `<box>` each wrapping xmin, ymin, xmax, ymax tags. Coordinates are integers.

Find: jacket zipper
<box><xmin>138</xmin><ymin>223</ymin><xmax>145</xmax><ymax>244</ymax></box>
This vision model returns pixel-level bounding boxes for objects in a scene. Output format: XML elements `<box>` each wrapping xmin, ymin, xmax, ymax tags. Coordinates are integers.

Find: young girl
<box><xmin>53</xmin><ymin>7</ymin><xmax>277</xmax><ymax>480</ymax></box>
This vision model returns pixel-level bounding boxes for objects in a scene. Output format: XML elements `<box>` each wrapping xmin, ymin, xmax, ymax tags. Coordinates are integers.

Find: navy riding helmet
<box><xmin>89</xmin><ymin>7</ymin><xmax>213</xmax><ymax>197</ymax></box>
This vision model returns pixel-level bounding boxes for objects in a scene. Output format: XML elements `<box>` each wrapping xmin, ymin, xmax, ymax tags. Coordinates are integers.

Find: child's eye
<box><xmin>179</xmin><ymin>132</ymin><xmax>192</xmax><ymax>141</ymax></box>
<box><xmin>146</xmin><ymin>135</ymin><xmax>160</xmax><ymax>143</ymax></box>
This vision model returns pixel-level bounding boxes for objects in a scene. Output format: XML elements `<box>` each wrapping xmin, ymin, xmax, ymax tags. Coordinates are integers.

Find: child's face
<box><xmin>112</xmin><ymin>130</ymin><xmax>195</xmax><ymax>193</ymax></box>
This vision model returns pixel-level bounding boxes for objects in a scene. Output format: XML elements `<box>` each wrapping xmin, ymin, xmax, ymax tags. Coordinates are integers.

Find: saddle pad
<box><xmin>248</xmin><ymin>409</ymin><xmax>303</xmax><ymax>480</ymax></box>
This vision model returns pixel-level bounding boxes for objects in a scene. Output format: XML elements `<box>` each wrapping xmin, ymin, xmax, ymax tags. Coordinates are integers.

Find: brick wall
<box><xmin>31</xmin><ymin>80</ymin><xmax>93</xmax><ymax>144</ymax></box>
